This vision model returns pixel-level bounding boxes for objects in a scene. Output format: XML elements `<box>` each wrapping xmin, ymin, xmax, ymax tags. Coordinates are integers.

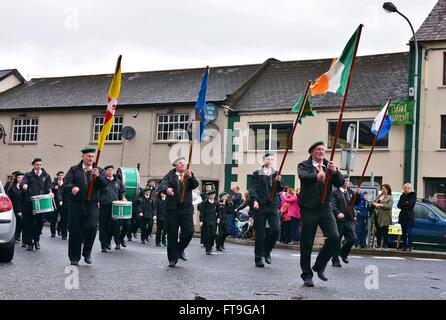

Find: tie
<box><xmin>317</xmin><ymin>164</ymin><xmax>323</xmax><ymax>173</ymax></box>
<box><xmin>85</xmin><ymin>166</ymin><xmax>91</xmax><ymax>173</ymax></box>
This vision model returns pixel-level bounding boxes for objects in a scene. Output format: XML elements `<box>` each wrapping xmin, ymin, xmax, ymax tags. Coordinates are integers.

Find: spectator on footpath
<box><xmin>230</xmin><ymin>186</ymin><xmax>244</xmax><ymax>237</ymax></box>
<box><xmin>372</xmin><ymin>184</ymin><xmax>393</xmax><ymax>250</ymax></box>
<box><xmin>354</xmin><ymin>191</ymin><xmax>371</xmax><ymax>248</ymax></box>
<box><xmin>284</xmin><ymin>188</ymin><xmax>301</xmax><ymax>245</ymax></box>
<box><xmin>397</xmin><ymin>183</ymin><xmax>416</xmax><ymax>252</ymax></box>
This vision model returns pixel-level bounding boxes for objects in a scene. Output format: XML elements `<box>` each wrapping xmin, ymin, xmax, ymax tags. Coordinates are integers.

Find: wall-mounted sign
<box><xmin>388</xmin><ymin>100</ymin><xmax>414</xmax><ymax>125</ymax></box>
<box><xmin>205</xmin><ymin>103</ymin><xmax>218</xmax><ymax>122</ymax></box>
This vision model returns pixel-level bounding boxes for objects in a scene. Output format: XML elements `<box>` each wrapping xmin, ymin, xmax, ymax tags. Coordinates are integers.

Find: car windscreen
<box><xmin>430</xmin><ymin>203</ymin><xmax>446</xmax><ymax>220</ymax></box>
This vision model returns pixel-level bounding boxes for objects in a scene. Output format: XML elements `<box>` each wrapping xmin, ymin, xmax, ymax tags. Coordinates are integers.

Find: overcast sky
<box><xmin>0</xmin><ymin>0</ymin><xmax>438</xmax><ymax>79</ymax></box>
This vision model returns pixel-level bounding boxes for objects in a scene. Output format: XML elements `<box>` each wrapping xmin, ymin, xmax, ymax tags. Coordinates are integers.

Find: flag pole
<box><xmin>320</xmin><ymin>24</ymin><xmax>363</xmax><ymax>204</ymax></box>
<box><xmin>179</xmin><ymin>66</ymin><xmax>209</xmax><ymax>204</ymax></box>
<box><xmin>267</xmin><ymin>80</ymin><xmax>312</xmax><ymax>202</ymax></box>
<box><xmin>348</xmin><ymin>98</ymin><xmax>392</xmax><ymax>214</ymax></box>
<box><xmin>87</xmin><ymin>55</ymin><xmax>122</xmax><ymax>200</ymax></box>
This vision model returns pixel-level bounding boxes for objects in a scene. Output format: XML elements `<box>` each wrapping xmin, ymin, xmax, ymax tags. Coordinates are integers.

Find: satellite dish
<box><xmin>121</xmin><ymin>126</ymin><xmax>136</xmax><ymax>140</ymax></box>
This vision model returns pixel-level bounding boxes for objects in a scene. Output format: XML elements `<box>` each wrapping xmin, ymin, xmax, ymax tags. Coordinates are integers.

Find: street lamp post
<box><xmin>383</xmin><ymin>2</ymin><xmax>419</xmax><ymax>187</ymax></box>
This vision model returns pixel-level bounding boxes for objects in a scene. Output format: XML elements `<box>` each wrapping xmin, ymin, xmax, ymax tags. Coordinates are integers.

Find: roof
<box><xmin>232</xmin><ymin>52</ymin><xmax>409</xmax><ymax>112</ymax></box>
<box><xmin>413</xmin><ymin>0</ymin><xmax>446</xmax><ymax>43</ymax></box>
<box><xmin>0</xmin><ymin>69</ymin><xmax>25</xmax><ymax>83</ymax></box>
<box><xmin>0</xmin><ymin>64</ymin><xmax>261</xmax><ymax>110</ymax></box>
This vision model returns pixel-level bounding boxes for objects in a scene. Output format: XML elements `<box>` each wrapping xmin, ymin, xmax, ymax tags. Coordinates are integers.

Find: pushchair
<box><xmin>236</xmin><ymin>210</ymin><xmax>254</xmax><ymax>239</ymax></box>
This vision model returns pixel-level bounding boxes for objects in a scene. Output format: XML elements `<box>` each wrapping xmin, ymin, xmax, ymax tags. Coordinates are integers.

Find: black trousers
<box><xmin>15</xmin><ymin>214</ymin><xmax>22</xmax><ymax>241</ymax></box>
<box><xmin>22</xmin><ymin>202</ymin><xmax>44</xmax><ymax>245</ymax></box>
<box><xmin>49</xmin><ymin>210</ymin><xmax>59</xmax><ymax>236</ymax></box>
<box><xmin>112</xmin><ymin>219</ymin><xmax>130</xmax><ymax>245</ymax></box>
<box><xmin>203</xmin><ymin>224</ymin><xmax>216</xmax><ymax>251</ymax></box>
<box><xmin>155</xmin><ymin>220</ymin><xmax>167</xmax><ymax>245</ymax></box>
<box><xmin>300</xmin><ymin>207</ymin><xmax>339</xmax><ymax>280</ymax></box>
<box><xmin>253</xmin><ymin>204</ymin><xmax>280</xmax><ymax>260</ymax></box>
<box><xmin>376</xmin><ymin>226</ymin><xmax>389</xmax><ymax>248</ymax></box>
<box><xmin>127</xmin><ymin>214</ymin><xmax>140</xmax><ymax>239</ymax></box>
<box><xmin>140</xmin><ymin>217</ymin><xmax>153</xmax><ymax>241</ymax></box>
<box><xmin>57</xmin><ymin>206</ymin><xmax>69</xmax><ymax>238</ymax></box>
<box><xmin>216</xmin><ymin>220</ymin><xmax>229</xmax><ymax>249</ymax></box>
<box><xmin>99</xmin><ymin>204</ymin><xmax>114</xmax><ymax>247</ymax></box>
<box><xmin>166</xmin><ymin>208</ymin><xmax>194</xmax><ymax>262</ymax></box>
<box><xmin>332</xmin><ymin>219</ymin><xmax>357</xmax><ymax>262</ymax></box>
<box><xmin>68</xmin><ymin>201</ymin><xmax>99</xmax><ymax>262</ymax></box>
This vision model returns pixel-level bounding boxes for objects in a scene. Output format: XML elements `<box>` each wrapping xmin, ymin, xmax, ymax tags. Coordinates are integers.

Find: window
<box><xmin>92</xmin><ymin>115</ymin><xmax>123</xmax><ymax>142</ymax></box>
<box><xmin>441</xmin><ymin>116</ymin><xmax>446</xmax><ymax>148</ymax></box>
<box><xmin>443</xmin><ymin>52</ymin><xmax>446</xmax><ymax>85</ymax></box>
<box><xmin>156</xmin><ymin>114</ymin><xmax>190</xmax><ymax>141</ymax></box>
<box><xmin>414</xmin><ymin>205</ymin><xmax>431</xmax><ymax>220</ymax></box>
<box><xmin>248</xmin><ymin>123</ymin><xmax>293</xmax><ymax>151</ymax></box>
<box><xmin>424</xmin><ymin>178</ymin><xmax>446</xmax><ymax>210</ymax></box>
<box><xmin>12</xmin><ymin>117</ymin><xmax>38</xmax><ymax>143</ymax></box>
<box><xmin>327</xmin><ymin>119</ymin><xmax>388</xmax><ymax>150</ymax></box>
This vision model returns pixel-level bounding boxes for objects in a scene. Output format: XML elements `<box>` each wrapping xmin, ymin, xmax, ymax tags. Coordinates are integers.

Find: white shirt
<box><xmin>262</xmin><ymin>167</ymin><xmax>272</xmax><ymax>176</ymax></box>
<box><xmin>312</xmin><ymin>160</ymin><xmax>326</xmax><ymax>169</ymax></box>
<box><xmin>58</xmin><ymin>180</ymin><xmax>63</xmax><ymax>186</ymax></box>
<box><xmin>34</xmin><ymin>169</ymin><xmax>42</xmax><ymax>176</ymax></box>
<box><xmin>82</xmin><ymin>163</ymin><xmax>92</xmax><ymax>171</ymax></box>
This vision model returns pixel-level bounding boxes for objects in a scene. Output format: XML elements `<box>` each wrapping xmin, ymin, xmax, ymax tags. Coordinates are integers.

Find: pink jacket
<box><xmin>284</xmin><ymin>194</ymin><xmax>301</xmax><ymax>219</ymax></box>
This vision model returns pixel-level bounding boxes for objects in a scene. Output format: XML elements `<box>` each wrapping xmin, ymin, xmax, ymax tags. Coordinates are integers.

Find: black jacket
<box><xmin>218</xmin><ymin>201</ymin><xmax>234</xmax><ymax>224</ymax></box>
<box><xmin>297</xmin><ymin>158</ymin><xmax>344</xmax><ymax>210</ymax></box>
<box><xmin>331</xmin><ymin>187</ymin><xmax>355</xmax><ymax>222</ymax></box>
<box><xmin>7</xmin><ymin>184</ymin><xmax>23</xmax><ymax>214</ymax></box>
<box><xmin>63</xmin><ymin>161</ymin><xmax>107</xmax><ymax>203</ymax></box>
<box><xmin>139</xmin><ymin>196</ymin><xmax>156</xmax><ymax>219</ymax></box>
<box><xmin>248</xmin><ymin>167</ymin><xmax>284</xmax><ymax>207</ymax></box>
<box><xmin>100</xmin><ymin>176</ymin><xmax>126</xmax><ymax>205</ymax></box>
<box><xmin>21</xmin><ymin>169</ymin><xmax>52</xmax><ymax>202</ymax></box>
<box><xmin>159</xmin><ymin>169</ymin><xmax>199</xmax><ymax>210</ymax></box>
<box><xmin>232</xmin><ymin>192</ymin><xmax>244</xmax><ymax>208</ymax></box>
<box><xmin>51</xmin><ymin>179</ymin><xmax>65</xmax><ymax>209</ymax></box>
<box><xmin>155</xmin><ymin>198</ymin><xmax>167</xmax><ymax>221</ymax></box>
<box><xmin>199</xmin><ymin>200</ymin><xmax>220</xmax><ymax>226</ymax></box>
<box><xmin>397</xmin><ymin>192</ymin><xmax>416</xmax><ymax>227</ymax></box>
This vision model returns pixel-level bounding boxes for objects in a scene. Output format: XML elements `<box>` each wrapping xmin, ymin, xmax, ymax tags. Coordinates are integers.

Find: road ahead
<box><xmin>1</xmin><ymin>227</ymin><xmax>445</xmax><ymax>300</ymax></box>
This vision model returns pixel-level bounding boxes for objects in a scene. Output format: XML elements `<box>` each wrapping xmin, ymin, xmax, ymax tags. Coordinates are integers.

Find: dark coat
<box><xmin>7</xmin><ymin>184</ymin><xmax>24</xmax><ymax>214</ymax></box>
<box><xmin>218</xmin><ymin>201</ymin><xmax>234</xmax><ymax>224</ymax></box>
<box><xmin>139</xmin><ymin>196</ymin><xmax>156</xmax><ymax>219</ymax></box>
<box><xmin>232</xmin><ymin>192</ymin><xmax>244</xmax><ymax>208</ymax></box>
<box><xmin>248</xmin><ymin>167</ymin><xmax>284</xmax><ymax>207</ymax></box>
<box><xmin>99</xmin><ymin>176</ymin><xmax>126</xmax><ymax>205</ymax></box>
<box><xmin>199</xmin><ymin>200</ymin><xmax>220</xmax><ymax>226</ymax></box>
<box><xmin>297</xmin><ymin>157</ymin><xmax>344</xmax><ymax>209</ymax></box>
<box><xmin>21</xmin><ymin>169</ymin><xmax>52</xmax><ymax>202</ymax></box>
<box><xmin>51</xmin><ymin>178</ymin><xmax>65</xmax><ymax>209</ymax></box>
<box><xmin>63</xmin><ymin>161</ymin><xmax>107</xmax><ymax>203</ymax></box>
<box><xmin>159</xmin><ymin>169</ymin><xmax>199</xmax><ymax>210</ymax></box>
<box><xmin>331</xmin><ymin>187</ymin><xmax>355</xmax><ymax>222</ymax></box>
<box><xmin>155</xmin><ymin>198</ymin><xmax>167</xmax><ymax>221</ymax></box>
<box><xmin>397</xmin><ymin>192</ymin><xmax>416</xmax><ymax>227</ymax></box>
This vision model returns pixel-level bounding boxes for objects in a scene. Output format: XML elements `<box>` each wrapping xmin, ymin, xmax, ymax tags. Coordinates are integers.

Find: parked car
<box><xmin>0</xmin><ymin>180</ymin><xmax>16</xmax><ymax>262</ymax></box>
<box><xmin>388</xmin><ymin>199</ymin><xmax>446</xmax><ymax>248</ymax></box>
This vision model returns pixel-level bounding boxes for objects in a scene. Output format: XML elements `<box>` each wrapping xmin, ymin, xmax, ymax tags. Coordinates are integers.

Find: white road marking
<box><xmin>413</xmin><ymin>258</ymin><xmax>443</xmax><ymax>262</ymax></box>
<box><xmin>372</xmin><ymin>256</ymin><xmax>406</xmax><ymax>260</ymax></box>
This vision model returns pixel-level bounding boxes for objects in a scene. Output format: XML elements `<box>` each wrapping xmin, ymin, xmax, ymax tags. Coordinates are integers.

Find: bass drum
<box><xmin>116</xmin><ymin>167</ymin><xmax>141</xmax><ymax>201</ymax></box>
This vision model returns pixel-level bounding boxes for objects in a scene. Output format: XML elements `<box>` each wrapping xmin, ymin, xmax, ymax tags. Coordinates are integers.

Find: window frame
<box><xmin>247</xmin><ymin>122</ymin><xmax>293</xmax><ymax>152</ymax></box>
<box><xmin>441</xmin><ymin>115</ymin><xmax>446</xmax><ymax>149</ymax></box>
<box><xmin>10</xmin><ymin>117</ymin><xmax>39</xmax><ymax>144</ymax></box>
<box><xmin>91</xmin><ymin>114</ymin><xmax>124</xmax><ymax>143</ymax></box>
<box><xmin>155</xmin><ymin>113</ymin><xmax>191</xmax><ymax>143</ymax></box>
<box><xmin>443</xmin><ymin>52</ymin><xmax>446</xmax><ymax>86</ymax></box>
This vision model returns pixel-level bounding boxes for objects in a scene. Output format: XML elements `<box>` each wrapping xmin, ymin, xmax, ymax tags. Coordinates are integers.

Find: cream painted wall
<box><xmin>0</xmin><ymin>75</ymin><xmax>22</xmax><ymax>94</ymax></box>
<box><xmin>230</xmin><ymin>109</ymin><xmax>406</xmax><ymax>193</ymax></box>
<box><xmin>417</xmin><ymin>42</ymin><xmax>446</xmax><ymax>197</ymax></box>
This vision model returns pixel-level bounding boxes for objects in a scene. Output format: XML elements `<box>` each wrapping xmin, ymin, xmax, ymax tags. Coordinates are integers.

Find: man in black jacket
<box><xmin>21</xmin><ymin>158</ymin><xmax>53</xmax><ymax>251</ymax></box>
<box><xmin>297</xmin><ymin>141</ymin><xmax>344</xmax><ymax>287</ymax></box>
<box><xmin>248</xmin><ymin>152</ymin><xmax>284</xmax><ymax>268</ymax></box>
<box><xmin>199</xmin><ymin>189</ymin><xmax>219</xmax><ymax>255</ymax></box>
<box><xmin>159</xmin><ymin>157</ymin><xmax>199</xmax><ymax>267</ymax></box>
<box><xmin>330</xmin><ymin>178</ymin><xmax>357</xmax><ymax>267</ymax></box>
<box><xmin>50</xmin><ymin>171</ymin><xmax>65</xmax><ymax>238</ymax></box>
<box><xmin>99</xmin><ymin>165</ymin><xmax>127</xmax><ymax>251</ymax></box>
<box><xmin>64</xmin><ymin>148</ymin><xmax>107</xmax><ymax>265</ymax></box>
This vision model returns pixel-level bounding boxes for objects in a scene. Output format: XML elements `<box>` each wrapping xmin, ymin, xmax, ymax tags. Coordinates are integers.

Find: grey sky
<box><xmin>0</xmin><ymin>0</ymin><xmax>438</xmax><ymax>79</ymax></box>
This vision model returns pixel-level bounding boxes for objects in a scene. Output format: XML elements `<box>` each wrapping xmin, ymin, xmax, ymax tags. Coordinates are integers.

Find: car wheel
<box><xmin>0</xmin><ymin>243</ymin><xmax>15</xmax><ymax>263</ymax></box>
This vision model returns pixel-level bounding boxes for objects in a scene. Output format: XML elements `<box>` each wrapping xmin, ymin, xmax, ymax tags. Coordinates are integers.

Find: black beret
<box><xmin>31</xmin><ymin>157</ymin><xmax>42</xmax><ymax>164</ymax></box>
<box><xmin>308</xmin><ymin>141</ymin><xmax>325</xmax><ymax>153</ymax></box>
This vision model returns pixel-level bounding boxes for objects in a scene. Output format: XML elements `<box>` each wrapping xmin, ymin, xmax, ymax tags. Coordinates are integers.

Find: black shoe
<box><xmin>70</xmin><ymin>260</ymin><xmax>78</xmax><ymax>266</ymax></box>
<box><xmin>312</xmin><ymin>266</ymin><xmax>328</xmax><ymax>281</ymax></box>
<box><xmin>141</xmin><ymin>240</ymin><xmax>146</xmax><ymax>244</ymax></box>
<box><xmin>206</xmin><ymin>250</ymin><xmax>212</xmax><ymax>255</ymax></box>
<box><xmin>162</xmin><ymin>241</ymin><xmax>167</xmax><ymax>246</ymax></box>
<box><xmin>216</xmin><ymin>246</ymin><xmax>223</xmax><ymax>252</ymax></box>
<box><xmin>255</xmin><ymin>259</ymin><xmax>265</xmax><ymax>268</ymax></box>
<box><xmin>51</xmin><ymin>234</ymin><xmax>56</xmax><ymax>238</ymax></box>
<box><xmin>127</xmin><ymin>237</ymin><xmax>132</xmax><ymax>242</ymax></box>
<box><xmin>303</xmin><ymin>278</ymin><xmax>314</xmax><ymax>287</ymax></box>
<box><xmin>62</xmin><ymin>237</ymin><xmax>67</xmax><ymax>240</ymax></box>
<box><xmin>133</xmin><ymin>233</ymin><xmax>138</xmax><ymax>239</ymax></box>
<box><xmin>106</xmin><ymin>244</ymin><xmax>112</xmax><ymax>251</ymax></box>
<box><xmin>57</xmin><ymin>231</ymin><xmax>61</xmax><ymax>236</ymax></box>
<box><xmin>21</xmin><ymin>243</ymin><xmax>27</xmax><ymax>248</ymax></box>
<box><xmin>221</xmin><ymin>245</ymin><xmax>225</xmax><ymax>250</ymax></box>
<box><xmin>168</xmin><ymin>258</ymin><xmax>177</xmax><ymax>267</ymax></box>
<box><xmin>264</xmin><ymin>254</ymin><xmax>272</xmax><ymax>264</ymax></box>
<box><xmin>101</xmin><ymin>247</ymin><xmax>107</xmax><ymax>253</ymax></box>
<box><xmin>156</xmin><ymin>243</ymin><xmax>161</xmax><ymax>246</ymax></box>
<box><xmin>115</xmin><ymin>244</ymin><xmax>121</xmax><ymax>250</ymax></box>
<box><xmin>178</xmin><ymin>251</ymin><xmax>187</xmax><ymax>261</ymax></box>
<box><xmin>341</xmin><ymin>256</ymin><xmax>349</xmax><ymax>264</ymax></box>
<box><xmin>34</xmin><ymin>242</ymin><xmax>40</xmax><ymax>250</ymax></box>
<box><xmin>27</xmin><ymin>244</ymin><xmax>34</xmax><ymax>251</ymax></box>
<box><xmin>121</xmin><ymin>240</ymin><xmax>127</xmax><ymax>248</ymax></box>
<box><xmin>84</xmin><ymin>256</ymin><xmax>92</xmax><ymax>264</ymax></box>
<box><xmin>332</xmin><ymin>261</ymin><xmax>342</xmax><ymax>267</ymax></box>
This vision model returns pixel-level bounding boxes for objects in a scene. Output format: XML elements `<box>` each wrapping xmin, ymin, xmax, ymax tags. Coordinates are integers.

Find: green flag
<box><xmin>292</xmin><ymin>95</ymin><xmax>317</xmax><ymax>124</ymax></box>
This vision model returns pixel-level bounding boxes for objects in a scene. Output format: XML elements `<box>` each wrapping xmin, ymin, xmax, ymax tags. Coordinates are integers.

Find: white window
<box><xmin>92</xmin><ymin>115</ymin><xmax>123</xmax><ymax>142</ymax></box>
<box><xmin>156</xmin><ymin>114</ymin><xmax>190</xmax><ymax>141</ymax></box>
<box><xmin>248</xmin><ymin>123</ymin><xmax>293</xmax><ymax>151</ymax></box>
<box><xmin>12</xmin><ymin>117</ymin><xmax>39</xmax><ymax>143</ymax></box>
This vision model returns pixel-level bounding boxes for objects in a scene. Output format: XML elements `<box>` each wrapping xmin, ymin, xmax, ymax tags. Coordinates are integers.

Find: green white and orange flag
<box><xmin>310</xmin><ymin>26</ymin><xmax>361</xmax><ymax>96</ymax></box>
<box><xmin>97</xmin><ymin>55</ymin><xmax>122</xmax><ymax>151</ymax></box>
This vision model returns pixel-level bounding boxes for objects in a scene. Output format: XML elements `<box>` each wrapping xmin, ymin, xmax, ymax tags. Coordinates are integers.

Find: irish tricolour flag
<box><xmin>310</xmin><ymin>26</ymin><xmax>361</xmax><ymax>96</ymax></box>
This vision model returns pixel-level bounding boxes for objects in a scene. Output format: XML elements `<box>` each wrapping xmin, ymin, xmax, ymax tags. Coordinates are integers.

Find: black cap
<box><xmin>31</xmin><ymin>157</ymin><xmax>42</xmax><ymax>164</ymax></box>
<box><xmin>308</xmin><ymin>141</ymin><xmax>325</xmax><ymax>153</ymax></box>
<box><xmin>81</xmin><ymin>147</ymin><xmax>96</xmax><ymax>154</ymax></box>
<box><xmin>56</xmin><ymin>171</ymin><xmax>64</xmax><ymax>175</ymax></box>
<box><xmin>12</xmin><ymin>171</ymin><xmax>20</xmax><ymax>176</ymax></box>
<box><xmin>15</xmin><ymin>172</ymin><xmax>24</xmax><ymax>177</ymax></box>
<box><xmin>142</xmin><ymin>187</ymin><xmax>151</xmax><ymax>192</ymax></box>
<box><xmin>104</xmin><ymin>165</ymin><xmax>114</xmax><ymax>170</ymax></box>
<box><xmin>204</xmin><ymin>182</ymin><xmax>215</xmax><ymax>187</ymax></box>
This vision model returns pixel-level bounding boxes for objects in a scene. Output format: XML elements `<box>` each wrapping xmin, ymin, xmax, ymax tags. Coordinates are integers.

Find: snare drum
<box><xmin>111</xmin><ymin>200</ymin><xmax>132</xmax><ymax>219</ymax></box>
<box><xmin>31</xmin><ymin>194</ymin><xmax>54</xmax><ymax>215</ymax></box>
<box><xmin>116</xmin><ymin>167</ymin><xmax>140</xmax><ymax>201</ymax></box>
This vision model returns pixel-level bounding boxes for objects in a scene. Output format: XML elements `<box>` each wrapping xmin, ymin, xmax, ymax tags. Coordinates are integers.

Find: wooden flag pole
<box><xmin>267</xmin><ymin>80</ymin><xmax>312</xmax><ymax>202</ymax></box>
<box><xmin>348</xmin><ymin>98</ymin><xmax>392</xmax><ymax>214</ymax></box>
<box><xmin>86</xmin><ymin>150</ymin><xmax>101</xmax><ymax>200</ymax></box>
<box><xmin>320</xmin><ymin>24</ymin><xmax>363</xmax><ymax>204</ymax></box>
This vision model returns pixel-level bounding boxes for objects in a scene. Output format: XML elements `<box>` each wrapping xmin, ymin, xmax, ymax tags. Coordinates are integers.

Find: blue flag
<box><xmin>371</xmin><ymin>100</ymin><xmax>393</xmax><ymax>140</ymax></box>
<box><xmin>194</xmin><ymin>67</ymin><xmax>209</xmax><ymax>142</ymax></box>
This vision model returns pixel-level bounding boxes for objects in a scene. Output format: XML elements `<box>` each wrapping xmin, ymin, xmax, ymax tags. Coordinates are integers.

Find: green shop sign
<box><xmin>388</xmin><ymin>100</ymin><xmax>414</xmax><ymax>125</ymax></box>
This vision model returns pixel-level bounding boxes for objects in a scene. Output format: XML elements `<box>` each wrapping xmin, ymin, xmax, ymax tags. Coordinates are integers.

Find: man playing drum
<box><xmin>21</xmin><ymin>158</ymin><xmax>53</xmax><ymax>251</ymax></box>
<box><xmin>64</xmin><ymin>148</ymin><xmax>107</xmax><ymax>265</ymax></box>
